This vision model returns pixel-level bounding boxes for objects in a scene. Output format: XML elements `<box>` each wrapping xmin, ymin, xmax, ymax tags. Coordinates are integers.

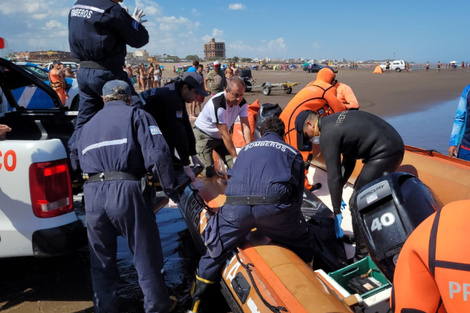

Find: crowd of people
<box><xmin>60</xmin><ymin>1</ymin><xmax>470</xmax><ymax>312</ymax></box>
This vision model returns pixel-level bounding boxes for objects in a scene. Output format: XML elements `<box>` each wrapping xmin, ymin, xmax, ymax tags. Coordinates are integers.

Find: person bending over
<box><xmin>188</xmin><ymin>116</ymin><xmax>314</xmax><ymax>311</ymax></box>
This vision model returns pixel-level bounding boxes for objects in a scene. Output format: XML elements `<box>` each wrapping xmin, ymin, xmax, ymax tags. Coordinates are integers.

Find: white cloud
<box><xmin>156</xmin><ymin>16</ymin><xmax>192</xmax><ymax>32</ymax></box>
<box><xmin>191</xmin><ymin>8</ymin><xmax>202</xmax><ymax>16</ymax></box>
<box><xmin>226</xmin><ymin>38</ymin><xmax>288</xmax><ymax>58</ymax></box>
<box><xmin>135</xmin><ymin>0</ymin><xmax>162</xmax><ymax>16</ymax></box>
<box><xmin>212</xmin><ymin>28</ymin><xmax>224</xmax><ymax>38</ymax></box>
<box><xmin>267</xmin><ymin>37</ymin><xmax>286</xmax><ymax>50</ymax></box>
<box><xmin>228</xmin><ymin>3</ymin><xmax>246</xmax><ymax>10</ymax></box>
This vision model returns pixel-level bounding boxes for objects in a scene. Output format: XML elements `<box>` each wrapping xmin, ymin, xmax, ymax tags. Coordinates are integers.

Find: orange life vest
<box><xmin>280</xmin><ymin>80</ymin><xmax>346</xmax><ymax>160</ymax></box>
<box><xmin>392</xmin><ymin>200</ymin><xmax>470</xmax><ymax>313</ymax></box>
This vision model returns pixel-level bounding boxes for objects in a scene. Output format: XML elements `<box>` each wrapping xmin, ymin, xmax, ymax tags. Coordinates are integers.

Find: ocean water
<box><xmin>384</xmin><ymin>98</ymin><xmax>457</xmax><ymax>154</ymax></box>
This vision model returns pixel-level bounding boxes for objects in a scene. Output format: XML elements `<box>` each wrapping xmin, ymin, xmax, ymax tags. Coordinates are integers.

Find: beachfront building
<box><xmin>204</xmin><ymin>38</ymin><xmax>226</xmax><ymax>60</ymax></box>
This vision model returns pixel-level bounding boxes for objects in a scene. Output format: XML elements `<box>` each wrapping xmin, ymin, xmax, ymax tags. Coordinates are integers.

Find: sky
<box><xmin>0</xmin><ymin>0</ymin><xmax>469</xmax><ymax>63</ymax></box>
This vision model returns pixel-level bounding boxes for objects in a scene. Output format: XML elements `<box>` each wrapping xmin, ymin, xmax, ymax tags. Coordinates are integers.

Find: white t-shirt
<box><xmin>194</xmin><ymin>91</ymin><xmax>248</xmax><ymax>139</ymax></box>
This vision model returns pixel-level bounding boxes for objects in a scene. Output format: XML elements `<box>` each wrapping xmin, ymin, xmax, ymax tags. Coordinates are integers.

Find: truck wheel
<box><xmin>245</xmin><ymin>81</ymin><xmax>252</xmax><ymax>92</ymax></box>
<box><xmin>263</xmin><ymin>86</ymin><xmax>271</xmax><ymax>96</ymax></box>
<box><xmin>285</xmin><ymin>87</ymin><xmax>292</xmax><ymax>94</ymax></box>
<box><xmin>395</xmin><ymin>68</ymin><xmax>402</xmax><ymax>72</ymax></box>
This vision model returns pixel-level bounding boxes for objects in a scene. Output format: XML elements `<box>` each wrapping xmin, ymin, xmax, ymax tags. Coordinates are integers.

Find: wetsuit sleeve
<box><xmin>341</xmin><ymin>155</ymin><xmax>356</xmax><ymax>186</ymax></box>
<box><xmin>112</xmin><ymin>6</ymin><xmax>149</xmax><ymax>48</ymax></box>
<box><xmin>449</xmin><ymin>85</ymin><xmax>470</xmax><ymax>147</ymax></box>
<box><xmin>320</xmin><ymin>133</ymin><xmax>344</xmax><ymax>214</ymax></box>
<box><xmin>134</xmin><ymin>109</ymin><xmax>176</xmax><ymax>195</ymax></box>
<box><xmin>391</xmin><ymin>217</ymin><xmax>443</xmax><ymax>313</ymax></box>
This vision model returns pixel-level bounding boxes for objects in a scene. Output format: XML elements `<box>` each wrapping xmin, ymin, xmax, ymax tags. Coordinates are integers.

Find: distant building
<box><xmin>12</xmin><ymin>50</ymin><xmax>74</xmax><ymax>62</ymax></box>
<box><xmin>204</xmin><ymin>38</ymin><xmax>225</xmax><ymax>60</ymax></box>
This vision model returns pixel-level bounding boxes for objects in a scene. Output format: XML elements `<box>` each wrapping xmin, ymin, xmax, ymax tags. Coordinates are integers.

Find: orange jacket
<box><xmin>280</xmin><ymin>68</ymin><xmax>346</xmax><ymax>189</ymax></box>
<box><xmin>232</xmin><ymin>99</ymin><xmax>260</xmax><ymax>148</ymax></box>
<box><xmin>391</xmin><ymin>200</ymin><xmax>470</xmax><ymax>313</ymax></box>
<box><xmin>336</xmin><ymin>82</ymin><xmax>359</xmax><ymax>109</ymax></box>
<box><xmin>280</xmin><ymin>72</ymin><xmax>346</xmax><ymax>163</ymax></box>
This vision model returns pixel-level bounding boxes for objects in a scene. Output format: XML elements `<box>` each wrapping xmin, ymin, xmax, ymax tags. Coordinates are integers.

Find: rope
<box><xmin>235</xmin><ymin>253</ymin><xmax>287</xmax><ymax>313</ymax></box>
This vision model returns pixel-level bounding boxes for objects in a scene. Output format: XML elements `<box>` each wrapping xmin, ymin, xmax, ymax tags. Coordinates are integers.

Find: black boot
<box><xmin>187</xmin><ymin>275</ymin><xmax>214</xmax><ymax>313</ymax></box>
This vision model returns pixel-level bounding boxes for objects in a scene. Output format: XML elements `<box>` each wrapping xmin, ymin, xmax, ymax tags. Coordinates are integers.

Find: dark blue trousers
<box><xmin>76</xmin><ymin>68</ymin><xmax>136</xmax><ymax>127</ymax></box>
<box><xmin>198</xmin><ymin>203</ymin><xmax>314</xmax><ymax>282</ymax></box>
<box><xmin>84</xmin><ymin>180</ymin><xmax>169</xmax><ymax>313</ymax></box>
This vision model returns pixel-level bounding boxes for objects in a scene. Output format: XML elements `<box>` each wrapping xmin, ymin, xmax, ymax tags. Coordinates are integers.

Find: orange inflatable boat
<box><xmin>178</xmin><ymin>145</ymin><xmax>470</xmax><ymax>313</ymax></box>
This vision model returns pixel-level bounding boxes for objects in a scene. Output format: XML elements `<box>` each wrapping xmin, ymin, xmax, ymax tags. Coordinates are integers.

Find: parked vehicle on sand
<box><xmin>380</xmin><ymin>60</ymin><xmax>406</xmax><ymax>72</ymax></box>
<box><xmin>0</xmin><ymin>58</ymin><xmax>87</xmax><ymax>258</ymax></box>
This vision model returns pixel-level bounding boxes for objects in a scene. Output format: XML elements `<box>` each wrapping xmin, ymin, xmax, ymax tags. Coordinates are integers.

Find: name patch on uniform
<box><xmin>176</xmin><ymin>111</ymin><xmax>183</xmax><ymax>118</ymax></box>
<box><xmin>149</xmin><ymin>125</ymin><xmax>162</xmax><ymax>135</ymax></box>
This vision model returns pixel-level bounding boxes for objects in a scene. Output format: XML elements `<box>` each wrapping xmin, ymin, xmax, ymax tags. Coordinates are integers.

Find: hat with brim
<box><xmin>294</xmin><ymin>110</ymin><xmax>315</xmax><ymax>151</ymax></box>
<box><xmin>183</xmin><ymin>72</ymin><xmax>209</xmax><ymax>97</ymax></box>
<box><xmin>102</xmin><ymin>80</ymin><xmax>131</xmax><ymax>97</ymax></box>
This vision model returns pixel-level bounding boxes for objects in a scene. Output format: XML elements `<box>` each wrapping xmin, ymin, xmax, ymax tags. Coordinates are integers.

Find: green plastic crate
<box><xmin>328</xmin><ymin>256</ymin><xmax>391</xmax><ymax>299</ymax></box>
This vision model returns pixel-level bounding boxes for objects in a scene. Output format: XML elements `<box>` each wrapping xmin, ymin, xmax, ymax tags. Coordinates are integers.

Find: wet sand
<box><xmin>2</xmin><ymin>66</ymin><xmax>469</xmax><ymax>313</ymax></box>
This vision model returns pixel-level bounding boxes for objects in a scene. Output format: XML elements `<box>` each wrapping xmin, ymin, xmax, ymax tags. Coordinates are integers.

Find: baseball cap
<box><xmin>295</xmin><ymin>110</ymin><xmax>315</xmax><ymax>151</ymax></box>
<box><xmin>213</xmin><ymin>61</ymin><xmax>220</xmax><ymax>66</ymax></box>
<box><xmin>182</xmin><ymin>72</ymin><xmax>209</xmax><ymax>97</ymax></box>
<box><xmin>102</xmin><ymin>80</ymin><xmax>131</xmax><ymax>97</ymax></box>
<box><xmin>52</xmin><ymin>60</ymin><xmax>62</xmax><ymax>65</ymax></box>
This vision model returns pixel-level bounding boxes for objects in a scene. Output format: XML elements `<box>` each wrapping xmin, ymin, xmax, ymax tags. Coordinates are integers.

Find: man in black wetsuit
<box><xmin>296</xmin><ymin>110</ymin><xmax>404</xmax><ymax>258</ymax></box>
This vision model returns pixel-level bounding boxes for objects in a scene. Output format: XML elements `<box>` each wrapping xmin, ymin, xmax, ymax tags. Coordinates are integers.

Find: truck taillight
<box><xmin>29</xmin><ymin>159</ymin><xmax>73</xmax><ymax>218</ymax></box>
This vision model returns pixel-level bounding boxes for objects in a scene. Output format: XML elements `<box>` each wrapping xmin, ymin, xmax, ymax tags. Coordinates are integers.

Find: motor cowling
<box><xmin>354</xmin><ymin>172</ymin><xmax>438</xmax><ymax>282</ymax></box>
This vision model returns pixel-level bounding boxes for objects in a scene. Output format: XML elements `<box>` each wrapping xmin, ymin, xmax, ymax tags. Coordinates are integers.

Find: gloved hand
<box><xmin>131</xmin><ymin>7</ymin><xmax>147</xmax><ymax>24</ymax></box>
<box><xmin>341</xmin><ymin>199</ymin><xmax>347</xmax><ymax>210</ymax></box>
<box><xmin>334</xmin><ymin>213</ymin><xmax>344</xmax><ymax>238</ymax></box>
<box><xmin>183</xmin><ymin>165</ymin><xmax>196</xmax><ymax>182</ymax></box>
<box><xmin>191</xmin><ymin>155</ymin><xmax>205</xmax><ymax>168</ymax></box>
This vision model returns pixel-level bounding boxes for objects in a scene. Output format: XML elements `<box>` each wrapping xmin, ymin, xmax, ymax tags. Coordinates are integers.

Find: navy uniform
<box><xmin>68</xmin><ymin>0</ymin><xmax>149</xmax><ymax>127</ymax></box>
<box><xmin>197</xmin><ymin>130</ymin><xmax>314</xmax><ymax>283</ymax></box>
<box><xmin>75</xmin><ymin>80</ymin><xmax>176</xmax><ymax>313</ymax></box>
<box><xmin>141</xmin><ymin>73</ymin><xmax>208</xmax><ymax>174</ymax></box>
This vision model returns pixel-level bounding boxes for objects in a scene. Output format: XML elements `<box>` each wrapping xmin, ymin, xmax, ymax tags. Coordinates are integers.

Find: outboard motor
<box><xmin>254</xmin><ymin>103</ymin><xmax>282</xmax><ymax>140</ymax></box>
<box><xmin>353</xmin><ymin>172</ymin><xmax>438</xmax><ymax>282</ymax></box>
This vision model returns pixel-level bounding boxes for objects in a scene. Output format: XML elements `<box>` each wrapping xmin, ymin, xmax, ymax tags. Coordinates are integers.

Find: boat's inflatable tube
<box><xmin>179</xmin><ymin>177</ymin><xmax>353</xmax><ymax>313</ymax></box>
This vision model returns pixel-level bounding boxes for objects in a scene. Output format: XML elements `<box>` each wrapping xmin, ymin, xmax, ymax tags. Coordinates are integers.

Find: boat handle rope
<box><xmin>235</xmin><ymin>252</ymin><xmax>288</xmax><ymax>313</ymax></box>
<box><xmin>188</xmin><ymin>184</ymin><xmax>218</xmax><ymax>214</ymax></box>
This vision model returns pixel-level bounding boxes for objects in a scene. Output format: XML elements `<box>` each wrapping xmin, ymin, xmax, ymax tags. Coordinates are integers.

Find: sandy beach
<box><xmin>152</xmin><ymin>64</ymin><xmax>470</xmax><ymax>118</ymax></box>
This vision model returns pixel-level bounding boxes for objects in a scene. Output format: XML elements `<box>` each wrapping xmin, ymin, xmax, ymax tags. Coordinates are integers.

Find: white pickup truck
<box><xmin>0</xmin><ymin>58</ymin><xmax>87</xmax><ymax>258</ymax></box>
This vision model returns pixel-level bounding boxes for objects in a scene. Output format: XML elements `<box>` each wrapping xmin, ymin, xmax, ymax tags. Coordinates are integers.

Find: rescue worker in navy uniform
<box><xmin>68</xmin><ymin>0</ymin><xmax>148</xmax><ymax>128</ymax></box>
<box><xmin>188</xmin><ymin>117</ymin><xmax>314</xmax><ymax>312</ymax></box>
<box><xmin>296</xmin><ymin>110</ymin><xmax>404</xmax><ymax>259</ymax></box>
<box><xmin>141</xmin><ymin>72</ymin><xmax>208</xmax><ymax>182</ymax></box>
<box><xmin>392</xmin><ymin>200</ymin><xmax>470</xmax><ymax>313</ymax></box>
<box><xmin>74</xmin><ymin>80</ymin><xmax>178</xmax><ymax>313</ymax></box>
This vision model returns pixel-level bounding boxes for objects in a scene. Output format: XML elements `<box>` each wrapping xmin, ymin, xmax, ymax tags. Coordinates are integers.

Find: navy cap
<box><xmin>102</xmin><ymin>80</ymin><xmax>131</xmax><ymax>97</ymax></box>
<box><xmin>183</xmin><ymin>72</ymin><xmax>209</xmax><ymax>97</ymax></box>
<box><xmin>295</xmin><ymin>110</ymin><xmax>315</xmax><ymax>151</ymax></box>
<box><xmin>53</xmin><ymin>60</ymin><xmax>62</xmax><ymax>65</ymax></box>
